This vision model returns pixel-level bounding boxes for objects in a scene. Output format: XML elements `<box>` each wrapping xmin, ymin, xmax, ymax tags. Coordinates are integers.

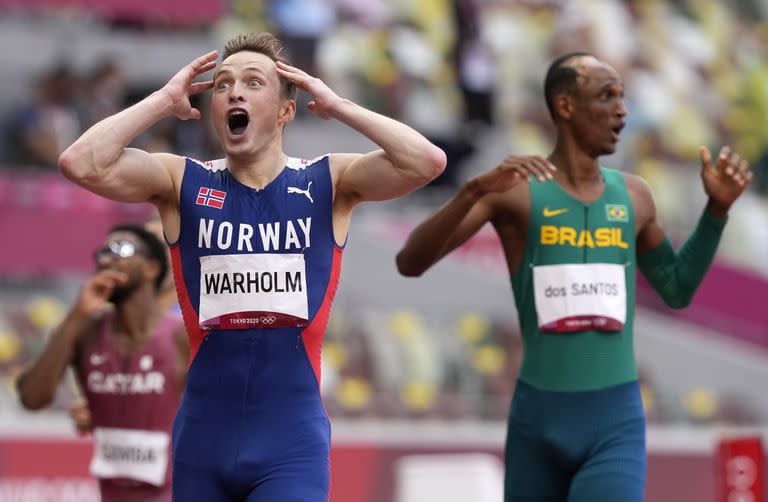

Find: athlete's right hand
<box><xmin>471</xmin><ymin>155</ymin><xmax>556</xmax><ymax>194</ymax></box>
<box><xmin>160</xmin><ymin>51</ymin><xmax>218</xmax><ymax>120</ymax></box>
<box><xmin>74</xmin><ymin>270</ymin><xmax>128</xmax><ymax>316</ymax></box>
<box><xmin>69</xmin><ymin>399</ymin><xmax>93</xmax><ymax>436</ymax></box>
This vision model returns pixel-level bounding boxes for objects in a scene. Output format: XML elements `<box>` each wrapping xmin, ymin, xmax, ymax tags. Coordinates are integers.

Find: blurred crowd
<box><xmin>1</xmin><ymin>0</ymin><xmax>768</xmax><ymax>426</ymax></box>
<box><xmin>3</xmin><ymin>0</ymin><xmax>768</xmax><ymax>270</ymax></box>
<box><xmin>1</xmin><ymin>59</ymin><xmax>219</xmax><ymax>171</ymax></box>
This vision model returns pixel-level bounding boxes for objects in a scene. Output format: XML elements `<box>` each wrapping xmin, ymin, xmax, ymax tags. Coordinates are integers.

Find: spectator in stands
<box><xmin>7</xmin><ymin>66</ymin><xmax>82</xmax><ymax>168</ymax></box>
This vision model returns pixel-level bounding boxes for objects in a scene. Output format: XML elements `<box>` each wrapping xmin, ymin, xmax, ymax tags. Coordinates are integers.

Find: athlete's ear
<box><xmin>555</xmin><ymin>93</ymin><xmax>574</xmax><ymax>121</ymax></box>
<box><xmin>278</xmin><ymin>99</ymin><xmax>296</xmax><ymax>126</ymax></box>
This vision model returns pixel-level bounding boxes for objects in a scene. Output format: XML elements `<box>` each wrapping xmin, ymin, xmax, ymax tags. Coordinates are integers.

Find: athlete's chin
<box><xmin>598</xmin><ymin>142</ymin><xmax>617</xmax><ymax>156</ymax></box>
<box><xmin>222</xmin><ymin>139</ymin><xmax>255</xmax><ymax>158</ymax></box>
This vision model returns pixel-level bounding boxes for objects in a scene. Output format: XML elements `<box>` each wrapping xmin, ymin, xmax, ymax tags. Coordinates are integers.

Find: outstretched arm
<box><xmin>17</xmin><ymin>270</ymin><xmax>127</xmax><ymax>409</ymax></box>
<box><xmin>636</xmin><ymin>146</ymin><xmax>751</xmax><ymax>308</ymax></box>
<box><xmin>397</xmin><ymin>156</ymin><xmax>555</xmax><ymax>276</ymax></box>
<box><xmin>58</xmin><ymin>51</ymin><xmax>218</xmax><ymax>206</ymax></box>
<box><xmin>275</xmin><ymin>62</ymin><xmax>446</xmax><ymax>203</ymax></box>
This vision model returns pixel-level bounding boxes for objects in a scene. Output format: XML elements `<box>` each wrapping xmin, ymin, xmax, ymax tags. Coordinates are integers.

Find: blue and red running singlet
<box><xmin>169</xmin><ymin>156</ymin><xmax>342</xmax><ymax>502</ymax></box>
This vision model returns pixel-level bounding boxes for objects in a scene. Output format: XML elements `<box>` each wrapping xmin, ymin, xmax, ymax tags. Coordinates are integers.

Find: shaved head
<box><xmin>544</xmin><ymin>52</ymin><xmax>598</xmax><ymax>120</ymax></box>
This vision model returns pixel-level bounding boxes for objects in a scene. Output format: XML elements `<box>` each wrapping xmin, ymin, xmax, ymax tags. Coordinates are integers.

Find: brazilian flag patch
<box><xmin>605</xmin><ymin>204</ymin><xmax>628</xmax><ymax>222</ymax></box>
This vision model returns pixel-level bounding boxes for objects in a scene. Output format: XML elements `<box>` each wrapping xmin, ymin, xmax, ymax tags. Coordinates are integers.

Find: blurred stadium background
<box><xmin>0</xmin><ymin>0</ymin><xmax>767</xmax><ymax>500</ymax></box>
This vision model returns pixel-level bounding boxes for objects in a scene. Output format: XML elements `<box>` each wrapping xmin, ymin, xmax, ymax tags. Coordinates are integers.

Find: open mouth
<box><xmin>611</xmin><ymin>125</ymin><xmax>624</xmax><ymax>141</ymax></box>
<box><xmin>227</xmin><ymin>109</ymin><xmax>249</xmax><ymax>136</ymax></box>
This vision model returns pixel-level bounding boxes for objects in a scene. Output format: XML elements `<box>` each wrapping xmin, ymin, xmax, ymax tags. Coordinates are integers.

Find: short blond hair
<box><xmin>222</xmin><ymin>32</ymin><xmax>297</xmax><ymax>100</ymax></box>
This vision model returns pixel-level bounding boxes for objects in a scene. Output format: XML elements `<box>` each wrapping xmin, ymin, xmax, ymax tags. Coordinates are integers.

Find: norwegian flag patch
<box><xmin>196</xmin><ymin>187</ymin><xmax>226</xmax><ymax>209</ymax></box>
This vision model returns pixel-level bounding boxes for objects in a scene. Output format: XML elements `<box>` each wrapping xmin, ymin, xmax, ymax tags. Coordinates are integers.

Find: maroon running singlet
<box><xmin>76</xmin><ymin>310</ymin><xmax>183</xmax><ymax>502</ymax></box>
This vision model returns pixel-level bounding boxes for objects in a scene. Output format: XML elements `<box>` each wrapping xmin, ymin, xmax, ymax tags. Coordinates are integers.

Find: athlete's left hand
<box><xmin>700</xmin><ymin>145</ymin><xmax>752</xmax><ymax>216</ymax></box>
<box><xmin>69</xmin><ymin>399</ymin><xmax>93</xmax><ymax>436</ymax></box>
<box><xmin>276</xmin><ymin>61</ymin><xmax>343</xmax><ymax>120</ymax></box>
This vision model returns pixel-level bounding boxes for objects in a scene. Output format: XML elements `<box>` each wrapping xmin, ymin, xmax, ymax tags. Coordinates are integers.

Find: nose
<box><xmin>616</xmin><ymin>99</ymin><xmax>627</xmax><ymax>118</ymax></box>
<box><xmin>228</xmin><ymin>81</ymin><xmax>246</xmax><ymax>104</ymax></box>
<box><xmin>94</xmin><ymin>249</ymin><xmax>115</xmax><ymax>266</ymax></box>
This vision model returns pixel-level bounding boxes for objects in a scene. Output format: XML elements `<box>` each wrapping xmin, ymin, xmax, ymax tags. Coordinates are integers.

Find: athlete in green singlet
<box><xmin>396</xmin><ymin>53</ymin><xmax>752</xmax><ymax>501</ymax></box>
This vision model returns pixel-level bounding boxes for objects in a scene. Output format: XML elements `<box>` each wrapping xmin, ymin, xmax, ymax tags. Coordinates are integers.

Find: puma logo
<box><xmin>287</xmin><ymin>182</ymin><xmax>313</xmax><ymax>203</ymax></box>
<box><xmin>543</xmin><ymin>207</ymin><xmax>569</xmax><ymax>217</ymax></box>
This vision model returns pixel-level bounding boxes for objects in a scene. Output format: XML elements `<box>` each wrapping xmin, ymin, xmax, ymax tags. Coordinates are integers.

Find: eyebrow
<box><xmin>599</xmin><ymin>80</ymin><xmax>624</xmax><ymax>90</ymax></box>
<box><xmin>215</xmin><ymin>66</ymin><xmax>270</xmax><ymax>80</ymax></box>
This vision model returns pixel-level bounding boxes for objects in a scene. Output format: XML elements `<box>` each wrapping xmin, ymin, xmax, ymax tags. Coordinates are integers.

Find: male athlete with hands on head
<box><xmin>397</xmin><ymin>52</ymin><xmax>751</xmax><ymax>501</ymax></box>
<box><xmin>58</xmin><ymin>32</ymin><xmax>445</xmax><ymax>502</ymax></box>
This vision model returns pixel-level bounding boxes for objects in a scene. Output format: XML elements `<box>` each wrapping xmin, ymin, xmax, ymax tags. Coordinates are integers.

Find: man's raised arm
<box><xmin>397</xmin><ymin>156</ymin><xmax>555</xmax><ymax>276</ymax></box>
<box><xmin>58</xmin><ymin>51</ymin><xmax>218</xmax><ymax>205</ymax></box>
<box><xmin>635</xmin><ymin>146</ymin><xmax>752</xmax><ymax>308</ymax></box>
<box><xmin>275</xmin><ymin>61</ymin><xmax>446</xmax><ymax>203</ymax></box>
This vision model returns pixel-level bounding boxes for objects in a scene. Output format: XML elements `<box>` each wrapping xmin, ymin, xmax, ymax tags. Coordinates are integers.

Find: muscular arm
<box><xmin>396</xmin><ymin>181</ymin><xmax>494</xmax><ymax>277</ymax></box>
<box><xmin>58</xmin><ymin>52</ymin><xmax>217</xmax><ymax>211</ymax></box>
<box><xmin>328</xmin><ymin>101</ymin><xmax>446</xmax><ymax>203</ymax></box>
<box><xmin>16</xmin><ymin>308</ymin><xmax>97</xmax><ymax>410</ymax></box>
<box><xmin>631</xmin><ymin>176</ymin><xmax>726</xmax><ymax>309</ymax></box>
<box><xmin>397</xmin><ymin>155</ymin><xmax>551</xmax><ymax>276</ymax></box>
<box><xmin>58</xmin><ymin>93</ymin><xmax>180</xmax><ymax>205</ymax></box>
<box><xmin>275</xmin><ymin>62</ymin><xmax>446</xmax><ymax>204</ymax></box>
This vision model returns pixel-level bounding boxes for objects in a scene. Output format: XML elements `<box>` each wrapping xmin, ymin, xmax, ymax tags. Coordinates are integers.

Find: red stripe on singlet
<box><xmin>169</xmin><ymin>245</ymin><xmax>205</xmax><ymax>368</ymax></box>
<box><xmin>300</xmin><ymin>246</ymin><xmax>343</xmax><ymax>390</ymax></box>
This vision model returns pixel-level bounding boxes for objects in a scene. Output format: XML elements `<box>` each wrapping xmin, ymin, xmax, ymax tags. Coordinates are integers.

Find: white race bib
<box><xmin>90</xmin><ymin>427</ymin><xmax>169</xmax><ymax>486</ymax></box>
<box><xmin>533</xmin><ymin>263</ymin><xmax>626</xmax><ymax>333</ymax></box>
<box><xmin>199</xmin><ymin>253</ymin><xmax>309</xmax><ymax>330</ymax></box>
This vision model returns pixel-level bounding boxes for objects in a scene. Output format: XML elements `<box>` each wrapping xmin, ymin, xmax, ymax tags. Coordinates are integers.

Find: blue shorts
<box><xmin>504</xmin><ymin>380</ymin><xmax>646</xmax><ymax>502</ymax></box>
<box><xmin>171</xmin><ymin>329</ymin><xmax>331</xmax><ymax>502</ymax></box>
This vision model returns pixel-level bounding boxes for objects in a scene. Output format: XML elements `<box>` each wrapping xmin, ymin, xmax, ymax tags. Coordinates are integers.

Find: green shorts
<box><xmin>504</xmin><ymin>380</ymin><xmax>646</xmax><ymax>501</ymax></box>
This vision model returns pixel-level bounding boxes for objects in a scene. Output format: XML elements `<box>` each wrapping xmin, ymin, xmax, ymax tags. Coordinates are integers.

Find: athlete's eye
<box><xmin>248</xmin><ymin>79</ymin><xmax>260</xmax><ymax>88</ymax></box>
<box><xmin>217</xmin><ymin>81</ymin><xmax>230</xmax><ymax>90</ymax></box>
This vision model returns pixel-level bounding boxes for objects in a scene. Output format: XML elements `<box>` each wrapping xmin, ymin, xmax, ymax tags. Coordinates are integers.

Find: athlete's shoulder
<box><xmin>285</xmin><ymin>154</ymin><xmax>329</xmax><ymax>171</ymax></box>
<box><xmin>162</xmin><ymin>308</ymin><xmax>184</xmax><ymax>323</ymax></box>
<box><xmin>187</xmin><ymin>157</ymin><xmax>227</xmax><ymax>172</ymax></box>
<box><xmin>619</xmin><ymin>171</ymin><xmax>657</xmax><ymax>220</ymax></box>
<box><xmin>620</xmin><ymin>171</ymin><xmax>653</xmax><ymax>198</ymax></box>
<box><xmin>497</xmin><ymin>178</ymin><xmax>532</xmax><ymax>204</ymax></box>
<box><xmin>483</xmin><ymin>181</ymin><xmax>531</xmax><ymax>224</ymax></box>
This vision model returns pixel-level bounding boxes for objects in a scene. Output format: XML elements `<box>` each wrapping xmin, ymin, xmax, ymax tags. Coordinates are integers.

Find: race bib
<box><xmin>533</xmin><ymin>263</ymin><xmax>626</xmax><ymax>333</ymax></box>
<box><xmin>199</xmin><ymin>253</ymin><xmax>309</xmax><ymax>330</ymax></box>
<box><xmin>90</xmin><ymin>427</ymin><xmax>169</xmax><ymax>486</ymax></box>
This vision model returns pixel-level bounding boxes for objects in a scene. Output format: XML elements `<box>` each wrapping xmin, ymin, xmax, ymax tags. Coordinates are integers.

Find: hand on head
<box><xmin>161</xmin><ymin>51</ymin><xmax>218</xmax><ymax>120</ymax></box>
<box><xmin>275</xmin><ymin>61</ymin><xmax>342</xmax><ymax>120</ymax></box>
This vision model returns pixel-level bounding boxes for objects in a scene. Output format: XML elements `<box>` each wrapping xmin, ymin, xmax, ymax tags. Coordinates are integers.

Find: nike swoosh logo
<box><xmin>543</xmin><ymin>207</ymin><xmax>569</xmax><ymax>217</ymax></box>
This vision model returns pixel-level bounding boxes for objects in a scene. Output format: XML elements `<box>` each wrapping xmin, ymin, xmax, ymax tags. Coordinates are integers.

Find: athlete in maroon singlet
<box><xmin>17</xmin><ymin>224</ymin><xmax>188</xmax><ymax>502</ymax></box>
<box><xmin>69</xmin><ymin>213</ymin><xmax>182</xmax><ymax>435</ymax></box>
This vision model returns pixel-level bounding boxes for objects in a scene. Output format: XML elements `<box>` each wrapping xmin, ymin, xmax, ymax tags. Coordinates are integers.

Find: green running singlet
<box><xmin>511</xmin><ymin>167</ymin><xmax>637</xmax><ymax>392</ymax></box>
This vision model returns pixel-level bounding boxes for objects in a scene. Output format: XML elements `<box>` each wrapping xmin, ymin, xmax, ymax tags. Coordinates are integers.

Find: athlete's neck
<box><xmin>113</xmin><ymin>285</ymin><xmax>161</xmax><ymax>343</ymax></box>
<box><xmin>225</xmin><ymin>140</ymin><xmax>288</xmax><ymax>190</ymax></box>
<box><xmin>548</xmin><ymin>140</ymin><xmax>602</xmax><ymax>191</ymax></box>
